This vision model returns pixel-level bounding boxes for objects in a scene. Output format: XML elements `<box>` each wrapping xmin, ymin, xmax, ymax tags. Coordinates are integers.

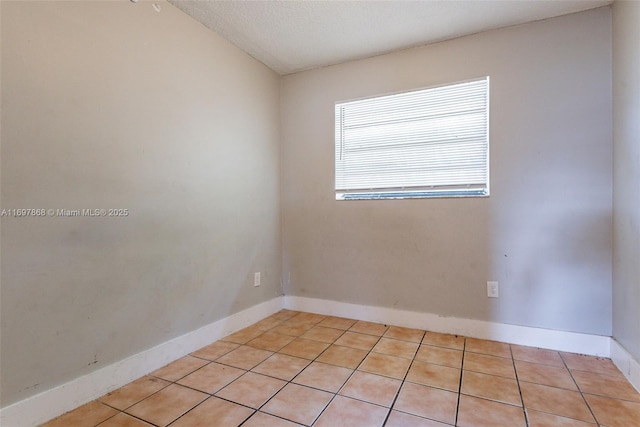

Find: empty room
<box><xmin>1</xmin><ymin>0</ymin><xmax>639</xmax><ymax>426</ymax></box>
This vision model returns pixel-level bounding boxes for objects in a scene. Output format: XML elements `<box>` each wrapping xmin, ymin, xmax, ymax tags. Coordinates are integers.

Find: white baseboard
<box><xmin>1</xmin><ymin>294</ymin><xmax>618</xmax><ymax>427</ymax></box>
<box><xmin>283</xmin><ymin>296</ymin><xmax>611</xmax><ymax>357</ymax></box>
<box><xmin>610</xmin><ymin>338</ymin><xmax>640</xmax><ymax>393</ymax></box>
<box><xmin>0</xmin><ymin>296</ymin><xmax>283</xmax><ymax>427</ymax></box>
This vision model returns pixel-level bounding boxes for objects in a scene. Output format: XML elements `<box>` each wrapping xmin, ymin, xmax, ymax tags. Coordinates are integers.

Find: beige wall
<box><xmin>612</xmin><ymin>0</ymin><xmax>640</xmax><ymax>362</ymax></box>
<box><xmin>281</xmin><ymin>8</ymin><xmax>613</xmax><ymax>335</ymax></box>
<box><xmin>1</xmin><ymin>1</ymin><xmax>281</xmax><ymax>405</ymax></box>
<box><xmin>1</xmin><ymin>0</ymin><xmax>622</xmax><ymax>410</ymax></box>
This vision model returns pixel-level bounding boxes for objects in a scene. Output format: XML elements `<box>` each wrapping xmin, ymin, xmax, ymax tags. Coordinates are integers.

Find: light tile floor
<box><xmin>42</xmin><ymin>310</ymin><xmax>640</xmax><ymax>427</ymax></box>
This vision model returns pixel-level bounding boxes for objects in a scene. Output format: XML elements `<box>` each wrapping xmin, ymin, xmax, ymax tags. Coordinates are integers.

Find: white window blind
<box><xmin>335</xmin><ymin>77</ymin><xmax>489</xmax><ymax>200</ymax></box>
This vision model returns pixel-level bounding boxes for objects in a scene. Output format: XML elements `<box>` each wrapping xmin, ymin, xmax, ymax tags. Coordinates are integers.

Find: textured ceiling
<box><xmin>168</xmin><ymin>0</ymin><xmax>612</xmax><ymax>75</ymax></box>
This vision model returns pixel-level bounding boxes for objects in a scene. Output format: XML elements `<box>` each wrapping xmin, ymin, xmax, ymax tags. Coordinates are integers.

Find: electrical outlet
<box><xmin>487</xmin><ymin>281</ymin><xmax>499</xmax><ymax>298</ymax></box>
<box><xmin>254</xmin><ymin>272</ymin><xmax>261</xmax><ymax>287</ymax></box>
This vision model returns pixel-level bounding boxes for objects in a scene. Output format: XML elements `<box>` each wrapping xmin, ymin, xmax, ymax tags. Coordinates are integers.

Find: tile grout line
<box><xmin>155</xmin><ymin>357</ymin><xmax>256</xmax><ymax>427</ymax></box>
<box><xmin>108</xmin><ymin>318</ymin><xmax>460</xmax><ymax>427</ymax></box>
<box><xmin>244</xmin><ymin>315</ymin><xmax>340</xmax><ymax>426</ymax></box>
<box><xmin>559</xmin><ymin>352</ymin><xmax>601</xmax><ymax>426</ymax></box>
<box><xmin>509</xmin><ymin>344</ymin><xmax>529</xmax><ymax>427</ymax></box>
<box><xmin>227</xmin><ymin>315</ymin><xmax>382</xmax><ymax>426</ymax></box>
<box><xmin>156</xmin><ymin>318</ymin><xmax>292</xmax><ymax>427</ymax></box>
<box><xmin>273</xmin><ymin>326</ymin><xmax>342</xmax><ymax>426</ymax></box>
<box><xmin>55</xmin><ymin>311</ymin><xmax>637</xmax><ymax>427</ymax></box>
<box><xmin>293</xmin><ymin>321</ymin><xmax>430</xmax><ymax>425</ymax></box>
<box><xmin>51</xmin><ymin>314</ymin><xmax>290</xmax><ymax>427</ymax></box>
<box><xmin>285</xmin><ymin>318</ymin><xmax>356</xmax><ymax>425</ymax></box>
<box><xmin>90</xmin><ymin>402</ymin><xmax>123</xmax><ymax>427</ymax></box>
<box><xmin>96</xmin><ymin>377</ymin><xmax>179</xmax><ymax>427</ymax></box>
<box><xmin>381</xmin><ymin>329</ymin><xmax>426</xmax><ymax>427</ymax></box>
<box><xmin>92</xmin><ymin>407</ymin><xmax>131</xmax><ymax>427</ymax></box>
<box><xmin>304</xmin><ymin>321</ymin><xmax>388</xmax><ymax>426</ymax></box>
<box><xmin>212</xmin><ymin>313</ymin><xmax>319</xmax><ymax>426</ymax></box>
<box><xmin>144</xmin><ymin>355</ymin><xmax>226</xmax><ymax>427</ymax></box>
<box><xmin>453</xmin><ymin>336</ymin><xmax>467</xmax><ymax>427</ymax></box>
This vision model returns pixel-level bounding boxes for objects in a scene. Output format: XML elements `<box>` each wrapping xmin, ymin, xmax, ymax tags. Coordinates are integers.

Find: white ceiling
<box><xmin>168</xmin><ymin>0</ymin><xmax>612</xmax><ymax>75</ymax></box>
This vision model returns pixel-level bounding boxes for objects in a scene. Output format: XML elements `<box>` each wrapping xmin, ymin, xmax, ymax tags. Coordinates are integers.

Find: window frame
<box><xmin>334</xmin><ymin>77</ymin><xmax>490</xmax><ymax>201</ymax></box>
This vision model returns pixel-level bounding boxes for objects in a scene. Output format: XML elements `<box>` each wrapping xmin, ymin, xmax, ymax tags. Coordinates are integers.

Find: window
<box><xmin>335</xmin><ymin>77</ymin><xmax>489</xmax><ymax>200</ymax></box>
